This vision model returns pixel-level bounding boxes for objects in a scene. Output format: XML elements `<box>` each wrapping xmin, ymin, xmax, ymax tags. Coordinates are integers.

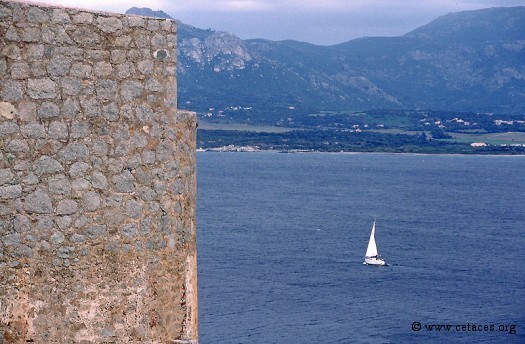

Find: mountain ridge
<box><xmin>126</xmin><ymin>6</ymin><xmax>525</xmax><ymax>122</ymax></box>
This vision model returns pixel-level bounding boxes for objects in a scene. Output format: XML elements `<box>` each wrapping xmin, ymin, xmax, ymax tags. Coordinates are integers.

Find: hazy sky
<box><xmin>41</xmin><ymin>0</ymin><xmax>525</xmax><ymax>45</ymax></box>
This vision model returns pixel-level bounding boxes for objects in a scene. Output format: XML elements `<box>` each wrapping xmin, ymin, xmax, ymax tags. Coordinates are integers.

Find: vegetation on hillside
<box><xmin>197</xmin><ymin>109</ymin><xmax>525</xmax><ymax>154</ymax></box>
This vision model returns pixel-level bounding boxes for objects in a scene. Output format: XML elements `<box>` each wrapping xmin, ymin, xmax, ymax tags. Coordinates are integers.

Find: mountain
<box><xmin>126</xmin><ymin>7</ymin><xmax>525</xmax><ymax>123</ymax></box>
<box><xmin>126</xmin><ymin>7</ymin><xmax>172</xmax><ymax>19</ymax></box>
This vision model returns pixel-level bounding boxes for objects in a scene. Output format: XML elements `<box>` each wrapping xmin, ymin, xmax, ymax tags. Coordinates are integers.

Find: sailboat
<box><xmin>364</xmin><ymin>220</ymin><xmax>386</xmax><ymax>266</ymax></box>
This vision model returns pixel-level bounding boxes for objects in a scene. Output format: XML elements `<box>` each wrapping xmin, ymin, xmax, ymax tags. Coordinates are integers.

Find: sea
<box><xmin>196</xmin><ymin>152</ymin><xmax>525</xmax><ymax>344</ymax></box>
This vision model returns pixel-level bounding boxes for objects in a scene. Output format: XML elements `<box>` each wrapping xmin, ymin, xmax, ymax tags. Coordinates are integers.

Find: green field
<box><xmin>372</xmin><ymin>129</ymin><xmax>525</xmax><ymax>146</ymax></box>
<box><xmin>449</xmin><ymin>132</ymin><xmax>525</xmax><ymax>145</ymax></box>
<box><xmin>198</xmin><ymin>120</ymin><xmax>294</xmax><ymax>133</ymax></box>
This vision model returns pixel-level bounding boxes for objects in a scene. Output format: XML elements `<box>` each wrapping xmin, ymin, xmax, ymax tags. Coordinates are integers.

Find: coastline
<box><xmin>196</xmin><ymin>148</ymin><xmax>525</xmax><ymax>157</ymax></box>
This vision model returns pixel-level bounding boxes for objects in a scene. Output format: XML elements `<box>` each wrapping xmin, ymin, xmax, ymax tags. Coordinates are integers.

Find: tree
<box><xmin>430</xmin><ymin>128</ymin><xmax>452</xmax><ymax>139</ymax></box>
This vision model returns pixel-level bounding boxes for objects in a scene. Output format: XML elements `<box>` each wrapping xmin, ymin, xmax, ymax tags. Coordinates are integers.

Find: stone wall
<box><xmin>0</xmin><ymin>1</ymin><xmax>197</xmax><ymax>342</ymax></box>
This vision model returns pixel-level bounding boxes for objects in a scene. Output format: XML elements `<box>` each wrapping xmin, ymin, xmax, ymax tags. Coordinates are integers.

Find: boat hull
<box><xmin>364</xmin><ymin>257</ymin><xmax>386</xmax><ymax>266</ymax></box>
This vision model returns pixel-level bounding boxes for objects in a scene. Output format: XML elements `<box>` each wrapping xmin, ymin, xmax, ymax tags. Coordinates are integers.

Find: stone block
<box><xmin>71</xmin><ymin>178</ymin><xmax>90</xmax><ymax>192</ymax></box>
<box><xmin>48</xmin><ymin>174</ymin><xmax>71</xmax><ymax>196</ymax></box>
<box><xmin>127</xmin><ymin>16</ymin><xmax>144</xmax><ymax>27</ymax></box>
<box><xmin>121</xmin><ymin>223</ymin><xmax>138</xmax><ymax>238</ymax></box>
<box><xmin>0</xmin><ymin>184</ymin><xmax>21</xmax><ymax>199</ymax></box>
<box><xmin>22</xmin><ymin>27</ymin><xmax>41</xmax><ymax>43</ymax></box>
<box><xmin>91</xmin><ymin>171</ymin><xmax>108</xmax><ymax>189</ymax></box>
<box><xmin>0</xmin><ymin>102</ymin><xmax>18</xmax><ymax>119</ymax></box>
<box><xmin>86</xmin><ymin>224</ymin><xmax>107</xmax><ymax>239</ymax></box>
<box><xmin>14</xmin><ymin>244</ymin><xmax>33</xmax><ymax>258</ymax></box>
<box><xmin>70</xmin><ymin>121</ymin><xmax>90</xmax><ymax>139</ymax></box>
<box><xmin>110</xmin><ymin>49</ymin><xmax>127</xmax><ymax>64</ymax></box>
<box><xmin>147</xmin><ymin>19</ymin><xmax>160</xmax><ymax>31</ymax></box>
<box><xmin>22</xmin><ymin>123</ymin><xmax>45</xmax><ymax>138</ymax></box>
<box><xmin>26</xmin><ymin>6</ymin><xmax>49</xmax><ymax>23</ymax></box>
<box><xmin>115</xmin><ymin>62</ymin><xmax>133</xmax><ymax>78</ymax></box>
<box><xmin>4</xmin><ymin>138</ymin><xmax>29</xmax><ymax>153</ymax></box>
<box><xmin>9</xmin><ymin>61</ymin><xmax>29</xmax><ymax>79</ymax></box>
<box><xmin>26</xmin><ymin>44</ymin><xmax>45</xmax><ymax>60</ymax></box>
<box><xmin>0</xmin><ymin>168</ymin><xmax>14</xmax><ymax>185</ymax></box>
<box><xmin>112</xmin><ymin>170</ymin><xmax>136</xmax><ymax>193</ymax></box>
<box><xmin>34</xmin><ymin>156</ymin><xmax>64</xmax><ymax>176</ymax></box>
<box><xmin>24</xmin><ymin>172</ymin><xmax>39</xmax><ymax>185</ymax></box>
<box><xmin>0</xmin><ymin>56</ymin><xmax>6</xmax><ymax>76</ymax></box>
<box><xmin>61</xmin><ymin>77</ymin><xmax>82</xmax><ymax>96</ymax></box>
<box><xmin>102</xmin><ymin>102</ymin><xmax>119</xmax><ymax>122</ymax></box>
<box><xmin>58</xmin><ymin>143</ymin><xmax>89</xmax><ymax>162</ymax></box>
<box><xmin>93</xmin><ymin>61</ymin><xmax>112</xmax><ymax>77</ymax></box>
<box><xmin>25</xmin><ymin>189</ymin><xmax>53</xmax><ymax>214</ymax></box>
<box><xmin>126</xmin><ymin>199</ymin><xmax>144</xmax><ymax>219</ymax></box>
<box><xmin>48</xmin><ymin>121</ymin><xmax>69</xmax><ymax>139</ymax></box>
<box><xmin>55</xmin><ymin>215</ymin><xmax>73</xmax><ymax>230</ymax></box>
<box><xmin>97</xmin><ymin>16</ymin><xmax>123</xmax><ymax>33</ymax></box>
<box><xmin>0</xmin><ymin>121</ymin><xmax>19</xmax><ymax>136</ymax></box>
<box><xmin>151</xmin><ymin>32</ymin><xmax>167</xmax><ymax>48</ymax></box>
<box><xmin>1</xmin><ymin>79</ymin><xmax>23</xmax><ymax>101</ymax></box>
<box><xmin>80</xmin><ymin>97</ymin><xmax>101</xmax><ymax>118</ymax></box>
<box><xmin>68</xmin><ymin>162</ymin><xmax>90</xmax><ymax>177</ymax></box>
<box><xmin>70</xmin><ymin>62</ymin><xmax>93</xmax><ymax>78</ymax></box>
<box><xmin>135</xmin><ymin>103</ymin><xmax>154</xmax><ymax>123</ymax></box>
<box><xmin>70</xmin><ymin>233</ymin><xmax>86</xmax><ymax>242</ymax></box>
<box><xmin>114</xmin><ymin>35</ymin><xmax>132</xmax><ymax>47</ymax></box>
<box><xmin>121</xmin><ymin>80</ymin><xmax>144</xmax><ymax>100</ymax></box>
<box><xmin>36</xmin><ymin>215</ymin><xmax>54</xmax><ymax>230</ymax></box>
<box><xmin>73</xmin><ymin>12</ymin><xmax>93</xmax><ymax>24</ymax></box>
<box><xmin>82</xmin><ymin>191</ymin><xmax>101</xmax><ymax>211</ymax></box>
<box><xmin>56</xmin><ymin>198</ymin><xmax>78</xmax><ymax>215</ymax></box>
<box><xmin>71</xmin><ymin>26</ymin><xmax>100</xmax><ymax>45</ymax></box>
<box><xmin>51</xmin><ymin>8</ymin><xmax>70</xmax><ymax>23</ymax></box>
<box><xmin>37</xmin><ymin>101</ymin><xmax>60</xmax><ymax>119</ymax></box>
<box><xmin>56</xmin><ymin>245</ymin><xmax>75</xmax><ymax>258</ymax></box>
<box><xmin>27</xmin><ymin>78</ymin><xmax>56</xmax><ymax>99</ymax></box>
<box><xmin>50</xmin><ymin>231</ymin><xmax>65</xmax><ymax>245</ymax></box>
<box><xmin>146</xmin><ymin>77</ymin><xmax>163</xmax><ymax>92</ymax></box>
<box><xmin>95</xmin><ymin>79</ymin><xmax>117</xmax><ymax>101</ymax></box>
<box><xmin>61</xmin><ymin>98</ymin><xmax>81</xmax><ymax>118</ymax></box>
<box><xmin>48</xmin><ymin>56</ymin><xmax>72</xmax><ymax>77</ymax></box>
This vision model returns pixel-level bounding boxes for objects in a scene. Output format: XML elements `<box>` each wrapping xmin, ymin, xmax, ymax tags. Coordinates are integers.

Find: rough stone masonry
<box><xmin>0</xmin><ymin>0</ymin><xmax>198</xmax><ymax>342</ymax></box>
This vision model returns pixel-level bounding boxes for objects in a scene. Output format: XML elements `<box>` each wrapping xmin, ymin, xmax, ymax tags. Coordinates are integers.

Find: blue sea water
<box><xmin>196</xmin><ymin>152</ymin><xmax>525</xmax><ymax>344</ymax></box>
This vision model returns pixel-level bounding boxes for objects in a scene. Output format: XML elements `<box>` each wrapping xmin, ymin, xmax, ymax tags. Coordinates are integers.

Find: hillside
<box><xmin>124</xmin><ymin>7</ymin><xmax>525</xmax><ymax>154</ymax></box>
<box><xmin>126</xmin><ymin>6</ymin><xmax>525</xmax><ymax>122</ymax></box>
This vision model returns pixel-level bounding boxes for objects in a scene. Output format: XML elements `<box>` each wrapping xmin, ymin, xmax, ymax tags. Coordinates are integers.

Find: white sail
<box><xmin>364</xmin><ymin>220</ymin><xmax>386</xmax><ymax>266</ymax></box>
<box><xmin>365</xmin><ymin>221</ymin><xmax>378</xmax><ymax>257</ymax></box>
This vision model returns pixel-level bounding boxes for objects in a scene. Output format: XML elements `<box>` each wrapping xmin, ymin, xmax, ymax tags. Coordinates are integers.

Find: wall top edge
<box><xmin>0</xmin><ymin>0</ymin><xmax>176</xmax><ymax>23</ymax></box>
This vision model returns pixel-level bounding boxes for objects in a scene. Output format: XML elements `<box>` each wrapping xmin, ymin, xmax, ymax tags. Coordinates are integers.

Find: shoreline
<box><xmin>196</xmin><ymin>148</ymin><xmax>525</xmax><ymax>157</ymax></box>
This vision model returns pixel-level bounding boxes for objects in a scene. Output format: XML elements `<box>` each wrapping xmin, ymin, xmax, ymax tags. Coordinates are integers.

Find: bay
<box><xmin>197</xmin><ymin>152</ymin><xmax>525</xmax><ymax>343</ymax></box>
